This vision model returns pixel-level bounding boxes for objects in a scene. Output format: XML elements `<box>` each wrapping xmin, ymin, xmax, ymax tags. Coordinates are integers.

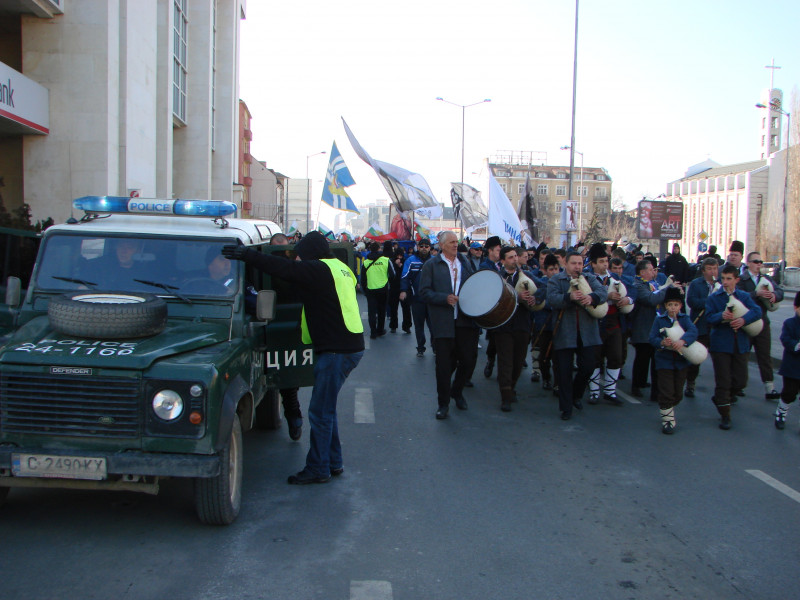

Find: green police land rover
<box><xmin>0</xmin><ymin>196</ymin><xmax>342</xmax><ymax>525</ymax></box>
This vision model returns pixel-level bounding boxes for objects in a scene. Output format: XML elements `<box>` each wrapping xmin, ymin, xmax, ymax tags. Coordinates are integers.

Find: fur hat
<box><xmin>484</xmin><ymin>236</ymin><xmax>502</xmax><ymax>250</ymax></box>
<box><xmin>294</xmin><ymin>231</ymin><xmax>330</xmax><ymax>260</ymax></box>
<box><xmin>588</xmin><ymin>242</ymin><xmax>607</xmax><ymax>263</ymax></box>
<box><xmin>729</xmin><ymin>240</ymin><xmax>744</xmax><ymax>254</ymax></box>
<box><xmin>543</xmin><ymin>253</ymin><xmax>559</xmax><ymax>269</ymax></box>
<box><xmin>664</xmin><ymin>287</ymin><xmax>683</xmax><ymax>306</ymax></box>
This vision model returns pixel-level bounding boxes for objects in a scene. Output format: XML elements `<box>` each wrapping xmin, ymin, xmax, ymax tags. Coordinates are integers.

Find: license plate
<box><xmin>11</xmin><ymin>453</ymin><xmax>107</xmax><ymax>481</ymax></box>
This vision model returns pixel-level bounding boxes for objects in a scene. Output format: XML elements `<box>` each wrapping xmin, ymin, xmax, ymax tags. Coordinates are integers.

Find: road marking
<box><xmin>354</xmin><ymin>388</ymin><xmax>374</xmax><ymax>423</ymax></box>
<box><xmin>351</xmin><ymin>580</ymin><xmax>392</xmax><ymax>600</ymax></box>
<box><xmin>746</xmin><ymin>470</ymin><xmax>800</xmax><ymax>504</ymax></box>
<box><xmin>614</xmin><ymin>389</ymin><xmax>642</xmax><ymax>405</ymax></box>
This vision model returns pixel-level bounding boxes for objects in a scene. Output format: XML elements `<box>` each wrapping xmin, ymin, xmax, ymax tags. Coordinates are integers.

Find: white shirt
<box><xmin>441</xmin><ymin>254</ymin><xmax>461</xmax><ymax>318</ymax></box>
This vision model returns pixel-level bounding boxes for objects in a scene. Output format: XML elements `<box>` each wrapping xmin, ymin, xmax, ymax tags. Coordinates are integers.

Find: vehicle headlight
<box><xmin>152</xmin><ymin>390</ymin><xmax>184</xmax><ymax>421</ymax></box>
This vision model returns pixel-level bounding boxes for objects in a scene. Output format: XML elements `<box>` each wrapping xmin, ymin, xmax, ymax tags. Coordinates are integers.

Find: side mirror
<box><xmin>5</xmin><ymin>276</ymin><xmax>21</xmax><ymax>307</ymax></box>
<box><xmin>256</xmin><ymin>289</ymin><xmax>276</xmax><ymax>322</ymax></box>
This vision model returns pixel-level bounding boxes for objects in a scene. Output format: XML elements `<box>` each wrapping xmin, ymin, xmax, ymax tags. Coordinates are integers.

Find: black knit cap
<box><xmin>729</xmin><ymin>240</ymin><xmax>744</xmax><ymax>254</ymax></box>
<box><xmin>294</xmin><ymin>231</ymin><xmax>329</xmax><ymax>260</ymax></box>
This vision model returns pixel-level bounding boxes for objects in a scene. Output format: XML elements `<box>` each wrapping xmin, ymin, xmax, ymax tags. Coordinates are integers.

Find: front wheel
<box><xmin>194</xmin><ymin>414</ymin><xmax>243</xmax><ymax>525</ymax></box>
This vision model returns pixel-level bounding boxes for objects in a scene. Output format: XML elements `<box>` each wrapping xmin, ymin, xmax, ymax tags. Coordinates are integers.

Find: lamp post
<box><xmin>756</xmin><ymin>102</ymin><xmax>792</xmax><ymax>282</ymax></box>
<box><xmin>561</xmin><ymin>145</ymin><xmax>584</xmax><ymax>239</ymax></box>
<box><xmin>306</xmin><ymin>151</ymin><xmax>326</xmax><ymax>234</ymax></box>
<box><xmin>436</xmin><ymin>97</ymin><xmax>491</xmax><ymax>239</ymax></box>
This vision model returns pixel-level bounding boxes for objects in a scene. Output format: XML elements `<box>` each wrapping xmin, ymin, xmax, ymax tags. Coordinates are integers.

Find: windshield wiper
<box><xmin>51</xmin><ymin>275</ymin><xmax>97</xmax><ymax>289</ymax></box>
<box><xmin>134</xmin><ymin>279</ymin><xmax>193</xmax><ymax>305</ymax></box>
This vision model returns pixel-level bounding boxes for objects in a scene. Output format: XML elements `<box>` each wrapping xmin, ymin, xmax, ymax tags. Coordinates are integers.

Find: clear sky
<box><xmin>239</xmin><ymin>0</ymin><xmax>799</xmax><ymax>221</ymax></box>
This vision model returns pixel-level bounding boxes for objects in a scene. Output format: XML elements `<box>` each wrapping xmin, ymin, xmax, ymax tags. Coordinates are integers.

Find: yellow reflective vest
<box><xmin>301</xmin><ymin>258</ymin><xmax>364</xmax><ymax>344</ymax></box>
<box><xmin>362</xmin><ymin>255</ymin><xmax>390</xmax><ymax>290</ymax></box>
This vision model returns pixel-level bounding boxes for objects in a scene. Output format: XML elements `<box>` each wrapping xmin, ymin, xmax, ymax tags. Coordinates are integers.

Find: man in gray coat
<box><xmin>420</xmin><ymin>231</ymin><xmax>479</xmax><ymax>420</ymax></box>
<box><xmin>546</xmin><ymin>251</ymin><xmax>608</xmax><ymax>420</ymax></box>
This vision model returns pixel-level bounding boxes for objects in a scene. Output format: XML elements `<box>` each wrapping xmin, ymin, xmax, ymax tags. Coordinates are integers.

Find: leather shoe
<box><xmin>736</xmin><ymin>389</ymin><xmax>745</xmax><ymax>397</ymax></box>
<box><xmin>331</xmin><ymin>467</ymin><xmax>344</xmax><ymax>477</ymax></box>
<box><xmin>684</xmin><ymin>386</ymin><xmax>695</xmax><ymax>398</ymax></box>
<box><xmin>573</xmin><ymin>399</ymin><xmax>583</xmax><ymax>410</ymax></box>
<box><xmin>287</xmin><ymin>417</ymin><xmax>303</xmax><ymax>441</ymax></box>
<box><xmin>288</xmin><ymin>468</ymin><xmax>330</xmax><ymax>485</ymax></box>
<box><xmin>451</xmin><ymin>393</ymin><xmax>468</xmax><ymax>410</ymax></box>
<box><xmin>531</xmin><ymin>371</ymin><xmax>541</xmax><ymax>383</ymax></box>
<box><xmin>483</xmin><ymin>360</ymin><xmax>494</xmax><ymax>378</ymax></box>
<box><xmin>766</xmin><ymin>389</ymin><xmax>781</xmax><ymax>400</ymax></box>
<box><xmin>435</xmin><ymin>405</ymin><xmax>449</xmax><ymax>420</ymax></box>
<box><xmin>560</xmin><ymin>411</ymin><xmax>572</xmax><ymax>421</ymax></box>
<box><xmin>719</xmin><ymin>417</ymin><xmax>732</xmax><ymax>430</ymax></box>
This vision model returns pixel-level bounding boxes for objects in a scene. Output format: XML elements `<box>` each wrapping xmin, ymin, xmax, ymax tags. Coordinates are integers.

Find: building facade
<box><xmin>0</xmin><ymin>0</ymin><xmax>246</xmax><ymax>224</ymax></box>
<box><xmin>489</xmin><ymin>155</ymin><xmax>613</xmax><ymax>245</ymax></box>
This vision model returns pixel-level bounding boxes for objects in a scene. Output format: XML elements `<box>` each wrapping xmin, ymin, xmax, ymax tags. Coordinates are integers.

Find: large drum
<box><xmin>458</xmin><ymin>270</ymin><xmax>517</xmax><ymax>328</ymax></box>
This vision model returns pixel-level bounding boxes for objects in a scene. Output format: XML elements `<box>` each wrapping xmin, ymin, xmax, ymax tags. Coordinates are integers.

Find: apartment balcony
<box><xmin>242</xmin><ymin>176</ymin><xmax>253</xmax><ymax>187</ymax></box>
<box><xmin>243</xmin><ymin>152</ymin><xmax>253</xmax><ymax>164</ymax></box>
<box><xmin>243</xmin><ymin>128</ymin><xmax>253</xmax><ymax>141</ymax></box>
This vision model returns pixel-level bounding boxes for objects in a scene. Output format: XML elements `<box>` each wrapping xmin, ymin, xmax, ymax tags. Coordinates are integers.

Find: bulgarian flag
<box><xmin>364</xmin><ymin>222</ymin><xmax>396</xmax><ymax>242</ymax></box>
<box><xmin>414</xmin><ymin>222</ymin><xmax>433</xmax><ymax>241</ymax></box>
<box><xmin>318</xmin><ymin>223</ymin><xmax>336</xmax><ymax>240</ymax></box>
<box><xmin>286</xmin><ymin>220</ymin><xmax>298</xmax><ymax>236</ymax></box>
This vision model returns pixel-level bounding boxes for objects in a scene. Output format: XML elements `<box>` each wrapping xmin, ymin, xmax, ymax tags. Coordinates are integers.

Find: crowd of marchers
<box><xmin>356</xmin><ymin>235</ymin><xmax>800</xmax><ymax>436</ymax></box>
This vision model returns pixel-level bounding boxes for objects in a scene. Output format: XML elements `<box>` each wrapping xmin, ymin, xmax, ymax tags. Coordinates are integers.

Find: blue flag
<box><xmin>320</xmin><ymin>142</ymin><xmax>359</xmax><ymax>213</ymax></box>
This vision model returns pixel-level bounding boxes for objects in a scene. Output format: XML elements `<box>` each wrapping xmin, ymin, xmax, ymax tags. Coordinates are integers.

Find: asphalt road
<box><xmin>1</xmin><ymin>296</ymin><xmax>799</xmax><ymax>600</ymax></box>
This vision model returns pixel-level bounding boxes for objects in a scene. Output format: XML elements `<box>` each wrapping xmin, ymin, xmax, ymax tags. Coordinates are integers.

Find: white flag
<box><xmin>414</xmin><ymin>204</ymin><xmax>443</xmax><ymax>220</ymax></box>
<box><xmin>487</xmin><ymin>172</ymin><xmax>522</xmax><ymax>244</ymax></box>
<box><xmin>342</xmin><ymin>118</ymin><xmax>439</xmax><ymax>213</ymax></box>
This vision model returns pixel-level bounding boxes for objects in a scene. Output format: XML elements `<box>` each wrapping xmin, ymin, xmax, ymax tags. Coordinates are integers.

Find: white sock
<box><xmin>776</xmin><ymin>400</ymin><xmax>789</xmax><ymax>416</ymax></box>
<box><xmin>660</xmin><ymin>407</ymin><xmax>676</xmax><ymax>427</ymax></box>
<box><xmin>604</xmin><ymin>368</ymin><xmax>620</xmax><ymax>396</ymax></box>
<box><xmin>589</xmin><ymin>368</ymin><xmax>602</xmax><ymax>395</ymax></box>
<box><xmin>765</xmin><ymin>381</ymin><xmax>775</xmax><ymax>393</ymax></box>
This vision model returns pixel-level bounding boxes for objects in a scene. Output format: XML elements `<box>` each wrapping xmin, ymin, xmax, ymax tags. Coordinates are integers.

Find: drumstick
<box><xmin>692</xmin><ymin>309</ymin><xmax>704</xmax><ymax>325</ymax></box>
<box><xmin>545</xmin><ymin>309</ymin><xmax>565</xmax><ymax>360</ymax></box>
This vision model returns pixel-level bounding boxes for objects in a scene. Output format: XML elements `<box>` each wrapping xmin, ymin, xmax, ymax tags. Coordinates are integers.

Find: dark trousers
<box><xmin>632</xmin><ymin>343</ymin><xmax>657</xmax><ymax>396</ymax></box>
<box><xmin>710</xmin><ymin>351</ymin><xmax>748</xmax><ymax>408</ymax></box>
<box><xmin>411</xmin><ymin>299</ymin><xmax>433</xmax><ymax>351</ymax></box>
<box><xmin>365</xmin><ymin>287</ymin><xmax>387</xmax><ymax>335</ymax></box>
<box><xmin>485</xmin><ymin>330</ymin><xmax>496</xmax><ymax>362</ymax></box>
<box><xmin>656</xmin><ymin>368</ymin><xmax>687</xmax><ymax>410</ymax></box>
<box><xmin>532</xmin><ymin>328</ymin><xmax>555</xmax><ymax>382</ymax></box>
<box><xmin>686</xmin><ymin>334</ymin><xmax>710</xmax><ymax>385</ymax></box>
<box><xmin>388</xmin><ymin>290</ymin><xmax>411</xmax><ymax>331</ymax></box>
<box><xmin>554</xmin><ymin>340</ymin><xmax>598</xmax><ymax>414</ymax></box>
<box><xmin>279</xmin><ymin>387</ymin><xmax>302</xmax><ymax>420</ymax></box>
<box><xmin>595</xmin><ymin>327</ymin><xmax>623</xmax><ymax>369</ymax></box>
<box><xmin>433</xmin><ymin>326</ymin><xmax>479</xmax><ymax>407</ymax></box>
<box><xmin>751</xmin><ymin>320</ymin><xmax>774</xmax><ymax>383</ymax></box>
<box><xmin>495</xmin><ymin>330</ymin><xmax>530</xmax><ymax>393</ymax></box>
<box><xmin>781</xmin><ymin>377</ymin><xmax>800</xmax><ymax>404</ymax></box>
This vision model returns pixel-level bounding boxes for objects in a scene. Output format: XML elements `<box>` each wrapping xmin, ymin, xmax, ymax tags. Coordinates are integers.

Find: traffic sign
<box><xmin>698</xmin><ymin>230</ymin><xmax>708</xmax><ymax>241</ymax></box>
<box><xmin>698</xmin><ymin>242</ymin><xmax>708</xmax><ymax>253</ymax></box>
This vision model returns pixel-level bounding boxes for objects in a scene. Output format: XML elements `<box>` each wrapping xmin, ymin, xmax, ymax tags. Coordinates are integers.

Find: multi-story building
<box><xmin>664</xmin><ymin>87</ymin><xmax>796</xmax><ymax>264</ymax></box>
<box><xmin>489</xmin><ymin>153</ymin><xmax>613</xmax><ymax>244</ymax></box>
<box><xmin>0</xmin><ymin>0</ymin><xmax>246</xmax><ymax>224</ymax></box>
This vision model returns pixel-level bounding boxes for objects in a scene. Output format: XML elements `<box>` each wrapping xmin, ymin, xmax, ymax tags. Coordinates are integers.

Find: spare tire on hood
<box><xmin>48</xmin><ymin>292</ymin><xmax>168</xmax><ymax>339</ymax></box>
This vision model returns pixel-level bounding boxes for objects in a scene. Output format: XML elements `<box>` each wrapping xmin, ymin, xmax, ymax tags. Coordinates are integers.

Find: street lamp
<box><xmin>306</xmin><ymin>151</ymin><xmax>326</xmax><ymax>234</ymax></box>
<box><xmin>436</xmin><ymin>97</ymin><xmax>491</xmax><ymax>186</ymax></box>
<box><xmin>561</xmin><ymin>145</ymin><xmax>584</xmax><ymax>239</ymax></box>
<box><xmin>756</xmin><ymin>102</ymin><xmax>792</xmax><ymax>283</ymax></box>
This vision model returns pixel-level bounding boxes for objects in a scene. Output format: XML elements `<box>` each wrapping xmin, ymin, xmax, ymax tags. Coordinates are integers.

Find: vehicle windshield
<box><xmin>34</xmin><ymin>233</ymin><xmax>239</xmax><ymax>298</ymax></box>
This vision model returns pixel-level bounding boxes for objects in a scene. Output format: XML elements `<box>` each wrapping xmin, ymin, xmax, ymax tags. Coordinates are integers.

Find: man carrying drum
<box><xmin>419</xmin><ymin>231</ymin><xmax>479</xmax><ymax>420</ymax></box>
<box><xmin>546</xmin><ymin>251</ymin><xmax>607</xmax><ymax>421</ymax></box>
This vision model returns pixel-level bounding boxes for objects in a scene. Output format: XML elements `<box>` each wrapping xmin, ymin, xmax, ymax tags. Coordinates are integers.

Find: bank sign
<box><xmin>637</xmin><ymin>200</ymin><xmax>683</xmax><ymax>240</ymax></box>
<box><xmin>0</xmin><ymin>61</ymin><xmax>49</xmax><ymax>135</ymax></box>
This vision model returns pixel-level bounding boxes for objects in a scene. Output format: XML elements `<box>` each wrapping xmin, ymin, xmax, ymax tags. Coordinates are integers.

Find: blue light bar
<box><xmin>72</xmin><ymin>196</ymin><xmax>238</xmax><ymax>218</ymax></box>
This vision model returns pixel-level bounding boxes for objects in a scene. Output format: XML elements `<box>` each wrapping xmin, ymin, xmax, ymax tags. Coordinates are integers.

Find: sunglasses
<box><xmin>750</xmin><ymin>259</ymin><xmax>763</xmax><ymax>264</ymax></box>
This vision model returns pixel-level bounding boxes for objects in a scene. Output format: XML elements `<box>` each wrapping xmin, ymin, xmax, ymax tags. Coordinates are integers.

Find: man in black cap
<box><xmin>400</xmin><ymin>238</ymin><xmax>434</xmax><ymax>357</ymax></box>
<box><xmin>723</xmin><ymin>240</ymin><xmax>745</xmax><ymax>275</ymax></box>
<box><xmin>222</xmin><ymin>232</ymin><xmax>364</xmax><ymax>484</ymax></box>
<box><xmin>663</xmin><ymin>243</ymin><xmax>690</xmax><ymax>284</ymax></box>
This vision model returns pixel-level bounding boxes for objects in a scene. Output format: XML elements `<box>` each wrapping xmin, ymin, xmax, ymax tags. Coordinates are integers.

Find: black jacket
<box><xmin>241</xmin><ymin>250</ymin><xmax>364</xmax><ymax>354</ymax></box>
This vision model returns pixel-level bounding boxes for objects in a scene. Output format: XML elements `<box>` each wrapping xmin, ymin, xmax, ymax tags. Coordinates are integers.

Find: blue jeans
<box><xmin>305</xmin><ymin>350</ymin><xmax>364</xmax><ymax>477</ymax></box>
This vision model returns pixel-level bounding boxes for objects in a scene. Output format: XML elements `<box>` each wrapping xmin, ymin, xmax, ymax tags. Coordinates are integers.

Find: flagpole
<box><xmin>565</xmin><ymin>0</ymin><xmax>579</xmax><ymax>248</ymax></box>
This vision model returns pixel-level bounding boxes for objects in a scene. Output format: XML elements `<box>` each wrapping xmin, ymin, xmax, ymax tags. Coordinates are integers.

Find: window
<box><xmin>708</xmin><ymin>178</ymin><xmax>715</xmax><ymax>192</ymax></box>
<box><xmin>556</xmin><ymin>172</ymin><xmax>567</xmax><ymax>179</ymax></box>
<box><xmin>598</xmin><ymin>206</ymin><xmax>607</xmax><ymax>214</ymax></box>
<box><xmin>555</xmin><ymin>202</ymin><xmax>562</xmax><ymax>212</ymax></box>
<box><xmin>582</xmin><ymin>202</ymin><xmax>587</xmax><ymax>214</ymax></box>
<box><xmin>771</xmin><ymin>134</ymin><xmax>778</xmax><ymax>146</ymax></box>
<box><xmin>771</xmin><ymin>116</ymin><xmax>779</xmax><ymax>129</ymax></box>
<box><xmin>537</xmin><ymin>184</ymin><xmax>548</xmax><ymax>195</ymax></box>
<box><xmin>518</xmin><ymin>183</ymin><xmax>525</xmax><ymax>195</ymax></box>
<box><xmin>762</xmin><ymin>135</ymin><xmax>766</xmax><ymax>147</ymax></box>
<box><xmin>576</xmin><ymin>186</ymin><xmax>588</xmax><ymax>197</ymax></box>
<box><xmin>762</xmin><ymin>117</ymin><xmax>766</xmax><ymax>128</ymax></box>
<box><xmin>173</xmin><ymin>0</ymin><xmax>188</xmax><ymax>123</ymax></box>
<box><xmin>538</xmin><ymin>201</ymin><xmax>548</xmax><ymax>212</ymax></box>
<box><xmin>537</xmin><ymin>172</ymin><xmax>547</xmax><ymax>178</ymax></box>
<box><xmin>597</xmin><ymin>175</ymin><xmax>606</xmax><ymax>181</ymax></box>
<box><xmin>556</xmin><ymin>185</ymin><xmax>566</xmax><ymax>196</ymax></box>
<box><xmin>499</xmin><ymin>183</ymin><xmax>507</xmax><ymax>193</ymax></box>
<box><xmin>594</xmin><ymin>187</ymin><xmax>607</xmax><ymax>198</ymax></box>
<box><xmin>555</xmin><ymin>217</ymin><xmax>561</xmax><ymax>227</ymax></box>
